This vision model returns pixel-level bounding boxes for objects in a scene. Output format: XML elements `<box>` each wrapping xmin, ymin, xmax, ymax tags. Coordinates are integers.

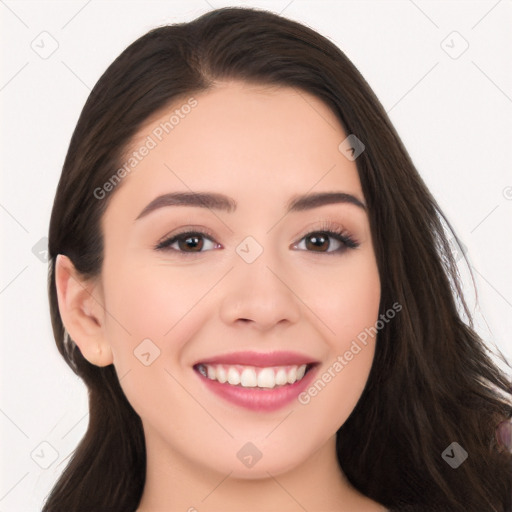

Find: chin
<box><xmin>217</xmin><ymin>449</ymin><xmax>308</xmax><ymax>480</ymax></box>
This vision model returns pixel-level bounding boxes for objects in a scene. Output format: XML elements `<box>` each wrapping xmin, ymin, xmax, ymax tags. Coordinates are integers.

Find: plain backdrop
<box><xmin>1</xmin><ymin>1</ymin><xmax>511</xmax><ymax>510</ymax></box>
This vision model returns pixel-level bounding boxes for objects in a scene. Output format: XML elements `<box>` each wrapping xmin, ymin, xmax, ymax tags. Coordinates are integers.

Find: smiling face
<box><xmin>85</xmin><ymin>80</ymin><xmax>381</xmax><ymax>479</ymax></box>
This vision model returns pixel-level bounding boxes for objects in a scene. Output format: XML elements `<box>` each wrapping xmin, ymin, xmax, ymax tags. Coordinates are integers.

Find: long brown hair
<box><xmin>44</xmin><ymin>7</ymin><xmax>512</xmax><ymax>511</ymax></box>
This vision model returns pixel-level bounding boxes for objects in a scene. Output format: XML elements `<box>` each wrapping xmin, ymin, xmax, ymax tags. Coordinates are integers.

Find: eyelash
<box><xmin>154</xmin><ymin>221</ymin><xmax>360</xmax><ymax>256</ymax></box>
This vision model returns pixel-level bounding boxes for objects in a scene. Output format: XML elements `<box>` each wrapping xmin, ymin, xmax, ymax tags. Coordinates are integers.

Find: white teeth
<box><xmin>275</xmin><ymin>368</ymin><xmax>288</xmax><ymax>386</ymax></box>
<box><xmin>227</xmin><ymin>367</ymin><xmax>241</xmax><ymax>385</ymax></box>
<box><xmin>257</xmin><ymin>368</ymin><xmax>276</xmax><ymax>388</ymax></box>
<box><xmin>197</xmin><ymin>363</ymin><xmax>309</xmax><ymax>389</ymax></box>
<box><xmin>216</xmin><ymin>366</ymin><xmax>227</xmax><ymax>383</ymax></box>
<box><xmin>240</xmin><ymin>368</ymin><xmax>257</xmax><ymax>387</ymax></box>
<box><xmin>287</xmin><ymin>366</ymin><xmax>297</xmax><ymax>384</ymax></box>
<box><xmin>207</xmin><ymin>365</ymin><xmax>216</xmax><ymax>380</ymax></box>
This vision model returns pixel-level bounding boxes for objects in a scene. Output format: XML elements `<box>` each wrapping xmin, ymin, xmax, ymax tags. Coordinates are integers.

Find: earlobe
<box><xmin>54</xmin><ymin>254</ymin><xmax>114</xmax><ymax>367</ymax></box>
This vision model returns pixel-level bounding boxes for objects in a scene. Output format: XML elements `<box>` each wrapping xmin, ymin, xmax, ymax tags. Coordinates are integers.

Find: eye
<box><xmin>154</xmin><ymin>222</ymin><xmax>360</xmax><ymax>256</ymax></box>
<box><xmin>155</xmin><ymin>229</ymin><xmax>219</xmax><ymax>254</ymax></box>
<box><xmin>292</xmin><ymin>222</ymin><xmax>359</xmax><ymax>255</ymax></box>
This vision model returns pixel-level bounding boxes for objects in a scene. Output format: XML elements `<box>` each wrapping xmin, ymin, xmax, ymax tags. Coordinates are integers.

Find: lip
<box><xmin>192</xmin><ymin>350</ymin><xmax>319</xmax><ymax>367</ymax></box>
<box><xmin>193</xmin><ymin>355</ymin><xmax>320</xmax><ymax>412</ymax></box>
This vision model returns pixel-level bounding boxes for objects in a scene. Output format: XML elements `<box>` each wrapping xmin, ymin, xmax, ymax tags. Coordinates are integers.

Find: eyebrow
<box><xmin>135</xmin><ymin>191</ymin><xmax>366</xmax><ymax>221</ymax></box>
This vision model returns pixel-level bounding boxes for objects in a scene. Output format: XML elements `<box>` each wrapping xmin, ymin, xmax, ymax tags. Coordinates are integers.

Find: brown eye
<box><xmin>155</xmin><ymin>231</ymin><xmax>218</xmax><ymax>253</ymax></box>
<box><xmin>176</xmin><ymin>234</ymin><xmax>204</xmax><ymax>252</ymax></box>
<box><xmin>304</xmin><ymin>233</ymin><xmax>330</xmax><ymax>252</ymax></box>
<box><xmin>294</xmin><ymin>229</ymin><xmax>359</xmax><ymax>254</ymax></box>
<box><xmin>155</xmin><ymin>226</ymin><xmax>359</xmax><ymax>256</ymax></box>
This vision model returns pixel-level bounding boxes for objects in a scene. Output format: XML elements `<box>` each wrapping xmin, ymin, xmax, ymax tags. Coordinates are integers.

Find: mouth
<box><xmin>193</xmin><ymin>362</ymin><xmax>315</xmax><ymax>389</ymax></box>
<box><xmin>192</xmin><ymin>351</ymin><xmax>320</xmax><ymax>412</ymax></box>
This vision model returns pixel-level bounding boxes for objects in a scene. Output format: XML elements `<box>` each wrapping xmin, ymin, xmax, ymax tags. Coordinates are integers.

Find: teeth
<box><xmin>207</xmin><ymin>365</ymin><xmax>216</xmax><ymax>380</ymax></box>
<box><xmin>227</xmin><ymin>367</ymin><xmax>241</xmax><ymax>386</ymax></box>
<box><xmin>240</xmin><ymin>368</ymin><xmax>257</xmax><ymax>387</ymax></box>
<box><xmin>198</xmin><ymin>363</ymin><xmax>309</xmax><ymax>389</ymax></box>
<box><xmin>257</xmin><ymin>368</ymin><xmax>275</xmax><ymax>388</ymax></box>
<box><xmin>216</xmin><ymin>366</ymin><xmax>227</xmax><ymax>383</ymax></box>
<box><xmin>275</xmin><ymin>368</ymin><xmax>288</xmax><ymax>386</ymax></box>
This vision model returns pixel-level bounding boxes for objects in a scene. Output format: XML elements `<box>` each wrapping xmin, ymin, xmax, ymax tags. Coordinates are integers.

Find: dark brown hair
<box><xmin>44</xmin><ymin>6</ymin><xmax>512</xmax><ymax>511</ymax></box>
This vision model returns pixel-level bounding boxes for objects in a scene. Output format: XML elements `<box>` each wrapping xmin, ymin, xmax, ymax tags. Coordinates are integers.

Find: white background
<box><xmin>1</xmin><ymin>1</ymin><xmax>511</xmax><ymax>510</ymax></box>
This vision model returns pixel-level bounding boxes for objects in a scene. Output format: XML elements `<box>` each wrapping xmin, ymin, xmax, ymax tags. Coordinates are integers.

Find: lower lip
<box><xmin>194</xmin><ymin>365</ymin><xmax>318</xmax><ymax>412</ymax></box>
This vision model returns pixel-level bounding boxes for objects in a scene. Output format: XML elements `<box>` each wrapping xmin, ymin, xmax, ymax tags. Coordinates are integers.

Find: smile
<box><xmin>192</xmin><ymin>351</ymin><xmax>319</xmax><ymax>412</ymax></box>
<box><xmin>194</xmin><ymin>363</ymin><xmax>310</xmax><ymax>389</ymax></box>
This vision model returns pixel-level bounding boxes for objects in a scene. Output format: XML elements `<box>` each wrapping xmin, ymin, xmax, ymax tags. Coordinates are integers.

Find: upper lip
<box><xmin>193</xmin><ymin>351</ymin><xmax>319</xmax><ymax>368</ymax></box>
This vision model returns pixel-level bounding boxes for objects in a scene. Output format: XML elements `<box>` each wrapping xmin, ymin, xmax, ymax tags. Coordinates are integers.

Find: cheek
<box><xmin>300</xmin><ymin>254</ymin><xmax>380</xmax><ymax>415</ymax></box>
<box><xmin>307</xmin><ymin>251</ymin><xmax>381</xmax><ymax>344</ymax></box>
<box><xmin>299</xmin><ymin>282</ymin><xmax>380</xmax><ymax>427</ymax></box>
<box><xmin>99</xmin><ymin>265</ymin><xmax>204</xmax><ymax>425</ymax></box>
<box><xmin>100</xmin><ymin>263</ymin><xmax>205</xmax><ymax>373</ymax></box>
<box><xmin>299</xmin><ymin>345</ymin><xmax>375</xmax><ymax>436</ymax></box>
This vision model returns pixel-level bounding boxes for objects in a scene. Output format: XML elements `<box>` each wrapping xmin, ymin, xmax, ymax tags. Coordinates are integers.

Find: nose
<box><xmin>218</xmin><ymin>248</ymin><xmax>302</xmax><ymax>332</ymax></box>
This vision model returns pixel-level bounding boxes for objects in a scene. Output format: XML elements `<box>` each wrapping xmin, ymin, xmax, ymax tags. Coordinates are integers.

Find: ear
<box><xmin>55</xmin><ymin>254</ymin><xmax>113</xmax><ymax>367</ymax></box>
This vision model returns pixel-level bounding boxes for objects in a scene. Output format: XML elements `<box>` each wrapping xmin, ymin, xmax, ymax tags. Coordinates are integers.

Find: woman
<box><xmin>44</xmin><ymin>6</ymin><xmax>512</xmax><ymax>511</ymax></box>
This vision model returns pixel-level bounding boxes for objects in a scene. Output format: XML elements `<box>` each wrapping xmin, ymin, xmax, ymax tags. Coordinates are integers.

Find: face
<box><xmin>97</xmin><ymin>81</ymin><xmax>380</xmax><ymax>478</ymax></box>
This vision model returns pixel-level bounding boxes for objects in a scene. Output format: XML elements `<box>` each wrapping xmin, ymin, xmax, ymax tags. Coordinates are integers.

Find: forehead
<box><xmin>108</xmin><ymin>81</ymin><xmax>363</xmax><ymax>216</ymax></box>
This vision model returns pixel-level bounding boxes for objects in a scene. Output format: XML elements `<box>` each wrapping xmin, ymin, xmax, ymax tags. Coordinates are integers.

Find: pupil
<box><xmin>307</xmin><ymin>233</ymin><xmax>328</xmax><ymax>251</ymax></box>
<box><xmin>182</xmin><ymin>235</ymin><xmax>202</xmax><ymax>251</ymax></box>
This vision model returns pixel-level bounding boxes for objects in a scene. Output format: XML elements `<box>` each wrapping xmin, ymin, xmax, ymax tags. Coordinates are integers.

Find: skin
<box><xmin>55</xmin><ymin>81</ymin><xmax>386</xmax><ymax>511</ymax></box>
